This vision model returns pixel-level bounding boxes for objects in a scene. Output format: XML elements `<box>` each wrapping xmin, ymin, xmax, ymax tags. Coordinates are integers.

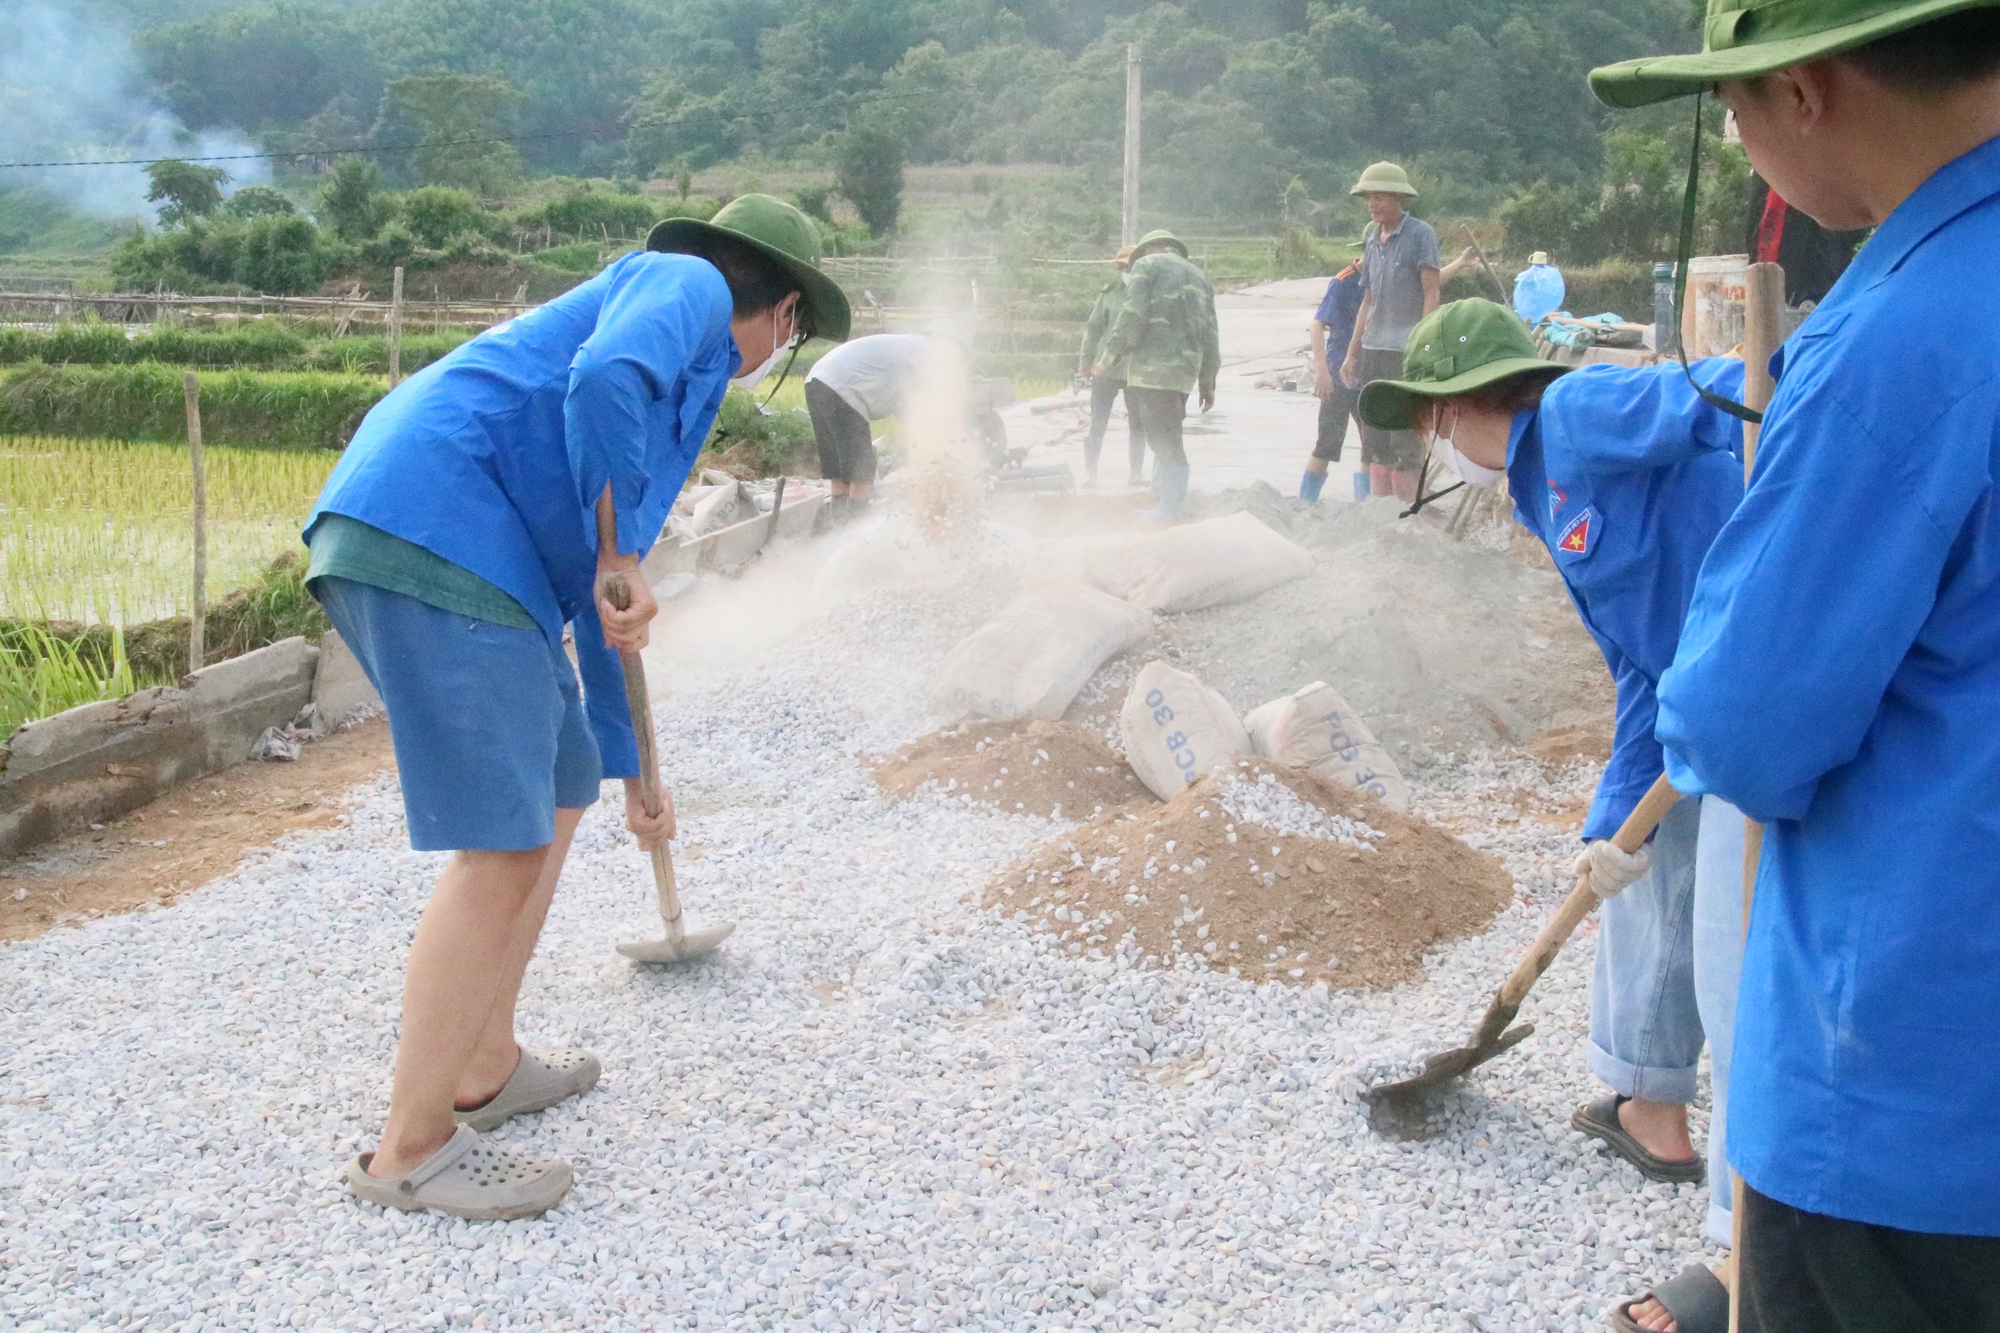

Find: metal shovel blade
<box><xmin>617</xmin><ymin>922</ymin><xmax>736</xmax><ymax>964</ymax></box>
<box><xmin>1362</xmin><ymin>1022</ymin><xmax>1535</xmax><ymax>1111</ymax></box>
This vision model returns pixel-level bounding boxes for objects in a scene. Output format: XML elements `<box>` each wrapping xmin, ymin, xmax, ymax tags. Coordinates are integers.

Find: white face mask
<box><xmin>1429</xmin><ymin>408</ymin><xmax>1505</xmax><ymax>490</ymax></box>
<box><xmin>730</xmin><ymin>301</ymin><xmax>799</xmax><ymax>391</ymax></box>
<box><xmin>1120</xmin><ymin>272</ymin><xmax>1133</xmax><ymax>287</ymax></box>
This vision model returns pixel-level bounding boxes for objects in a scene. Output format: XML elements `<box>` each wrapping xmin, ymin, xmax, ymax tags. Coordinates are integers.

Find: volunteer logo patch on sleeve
<box><xmin>1547</xmin><ymin>481</ymin><xmax>1568</xmax><ymax>520</ymax></box>
<box><xmin>1555</xmin><ymin>505</ymin><xmax>1598</xmax><ymax>557</ymax></box>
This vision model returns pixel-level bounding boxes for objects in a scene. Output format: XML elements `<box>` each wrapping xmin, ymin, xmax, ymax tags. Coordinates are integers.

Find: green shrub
<box><xmin>0</xmin><ymin>364</ymin><xmax>383</xmax><ymax>450</ymax></box>
<box><xmin>704</xmin><ymin>388</ymin><xmax>814</xmax><ymax>474</ymax></box>
<box><xmin>521</xmin><ymin>185</ymin><xmax>659</xmax><ymax>240</ymax></box>
<box><xmin>400</xmin><ymin>186</ymin><xmax>489</xmax><ymax>250</ymax></box>
<box><xmin>0</xmin><ymin>326</ymin><xmax>473</xmax><ymax>375</ymax></box>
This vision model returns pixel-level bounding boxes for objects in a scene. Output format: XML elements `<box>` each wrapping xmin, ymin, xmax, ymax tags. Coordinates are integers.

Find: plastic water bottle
<box><xmin>1653</xmin><ymin>262</ymin><xmax>1678</xmax><ymax>355</ymax></box>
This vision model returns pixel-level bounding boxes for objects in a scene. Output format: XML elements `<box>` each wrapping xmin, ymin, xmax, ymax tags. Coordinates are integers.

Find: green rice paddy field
<box><xmin>0</xmin><ymin>435</ymin><xmax>335</xmax><ymax>625</ymax></box>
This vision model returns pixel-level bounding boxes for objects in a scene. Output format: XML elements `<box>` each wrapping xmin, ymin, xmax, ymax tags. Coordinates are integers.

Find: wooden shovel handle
<box><xmin>1495</xmin><ymin>773</ymin><xmax>1680</xmax><ymax>1011</ymax></box>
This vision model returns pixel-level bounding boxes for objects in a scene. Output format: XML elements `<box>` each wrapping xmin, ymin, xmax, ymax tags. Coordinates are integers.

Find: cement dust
<box><xmin>984</xmin><ymin>759</ymin><xmax>1513</xmax><ymax>992</ymax></box>
<box><xmin>872</xmin><ymin>719</ymin><xmax>1153</xmax><ymax>820</ymax></box>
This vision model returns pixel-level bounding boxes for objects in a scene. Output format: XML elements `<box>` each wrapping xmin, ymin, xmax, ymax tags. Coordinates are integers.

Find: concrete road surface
<box><xmin>997</xmin><ymin>276</ymin><xmax>1373</xmax><ymax>503</ymax></box>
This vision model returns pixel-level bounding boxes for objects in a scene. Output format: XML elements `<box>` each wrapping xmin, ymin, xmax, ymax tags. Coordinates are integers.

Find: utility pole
<box><xmin>1122</xmin><ymin>44</ymin><xmax>1142</xmax><ymax>246</ymax></box>
<box><xmin>183</xmin><ymin>372</ymin><xmax>207</xmax><ymax>675</ymax></box>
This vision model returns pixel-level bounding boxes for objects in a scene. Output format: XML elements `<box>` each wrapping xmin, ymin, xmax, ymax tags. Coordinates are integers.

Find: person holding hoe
<box><xmin>1359</xmin><ymin>298</ymin><xmax>1753</xmax><ymax>1330</ymax></box>
<box><xmin>1588</xmin><ymin>3</ymin><xmax>2000</xmax><ymax>1328</ymax></box>
<box><xmin>303</xmin><ymin>195</ymin><xmax>849</xmax><ymax>1220</ymax></box>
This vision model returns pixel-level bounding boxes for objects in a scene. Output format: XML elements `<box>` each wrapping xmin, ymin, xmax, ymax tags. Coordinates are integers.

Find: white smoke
<box><xmin>0</xmin><ymin>2</ymin><xmax>269</xmax><ymax>224</ymax></box>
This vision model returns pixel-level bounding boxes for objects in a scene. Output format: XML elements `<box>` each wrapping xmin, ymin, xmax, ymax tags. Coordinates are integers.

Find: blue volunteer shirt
<box><xmin>1315</xmin><ymin>266</ymin><xmax>1364</xmax><ymax>374</ymax></box>
<box><xmin>1507</xmin><ymin>359</ymin><xmax>1746</xmax><ymax>840</ymax></box>
<box><xmin>1657</xmin><ymin>135</ymin><xmax>2000</xmax><ymax>1236</ymax></box>
<box><xmin>306</xmin><ymin>251</ymin><xmax>738</xmax><ymax>777</ymax></box>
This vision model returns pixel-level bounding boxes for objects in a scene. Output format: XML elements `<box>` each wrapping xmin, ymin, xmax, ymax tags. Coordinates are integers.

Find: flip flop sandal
<box><xmin>1571</xmin><ymin>1095</ymin><xmax>1707</xmax><ymax>1185</ymax></box>
<box><xmin>453</xmin><ymin>1048</ymin><xmax>601</xmax><ymax>1132</ymax></box>
<box><xmin>346</xmin><ymin>1125</ymin><xmax>571</xmax><ymax>1221</ymax></box>
<box><xmin>1610</xmin><ymin>1265</ymin><xmax>1729</xmax><ymax>1333</ymax></box>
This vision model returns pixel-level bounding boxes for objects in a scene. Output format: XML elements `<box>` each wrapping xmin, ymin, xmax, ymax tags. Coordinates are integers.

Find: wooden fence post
<box><xmin>388</xmin><ymin>265</ymin><xmax>405</xmax><ymax>389</ymax></box>
<box><xmin>183</xmin><ymin>372</ymin><xmax>207</xmax><ymax>674</ymax></box>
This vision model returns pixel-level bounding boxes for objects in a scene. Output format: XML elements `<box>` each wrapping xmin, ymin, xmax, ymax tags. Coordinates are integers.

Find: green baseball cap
<box><xmin>1350</xmin><ymin>161</ymin><xmax>1417</xmax><ymax>197</ymax></box>
<box><xmin>1358</xmin><ymin>300</ymin><xmax>1570</xmax><ymax>431</ymax></box>
<box><xmin>1131</xmin><ymin>228</ymin><xmax>1190</xmax><ymax>259</ymax></box>
<box><xmin>1590</xmin><ymin>0</ymin><xmax>2000</xmax><ymax>108</ymax></box>
<box><xmin>647</xmin><ymin>193</ymin><xmax>852</xmax><ymax>341</ymax></box>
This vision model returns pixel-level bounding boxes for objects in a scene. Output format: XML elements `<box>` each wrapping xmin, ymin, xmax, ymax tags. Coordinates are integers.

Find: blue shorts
<box><xmin>314</xmin><ymin>577</ymin><xmax>604</xmax><ymax>852</ymax></box>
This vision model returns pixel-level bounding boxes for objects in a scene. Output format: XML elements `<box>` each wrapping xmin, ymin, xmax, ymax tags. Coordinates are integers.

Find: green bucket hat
<box><xmin>1358</xmin><ymin>300</ymin><xmax>1570</xmax><ymax>431</ymax></box>
<box><xmin>1589</xmin><ymin>0</ymin><xmax>2000</xmax><ymax>108</ymax></box>
<box><xmin>1350</xmin><ymin>161</ymin><xmax>1418</xmax><ymax>197</ymax></box>
<box><xmin>1131</xmin><ymin>228</ymin><xmax>1190</xmax><ymax>259</ymax></box>
<box><xmin>647</xmin><ymin>193</ymin><xmax>852</xmax><ymax>341</ymax></box>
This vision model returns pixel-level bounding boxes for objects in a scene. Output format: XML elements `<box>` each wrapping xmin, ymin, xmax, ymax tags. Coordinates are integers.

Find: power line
<box><xmin>0</xmin><ymin>86</ymin><xmax>958</xmax><ymax>171</ymax></box>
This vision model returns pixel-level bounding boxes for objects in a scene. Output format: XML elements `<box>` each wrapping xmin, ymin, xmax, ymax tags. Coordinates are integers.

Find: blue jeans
<box><xmin>1589</xmin><ymin>792</ymin><xmax>1747</xmax><ymax>1249</ymax></box>
<box><xmin>1694</xmin><ymin>794</ymin><xmax>1746</xmax><ymax>1247</ymax></box>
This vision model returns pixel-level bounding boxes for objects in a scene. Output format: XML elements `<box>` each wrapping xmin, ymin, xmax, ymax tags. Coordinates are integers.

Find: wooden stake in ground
<box><xmin>1726</xmin><ymin>258</ymin><xmax>1785</xmax><ymax>1333</ymax></box>
<box><xmin>1121</xmin><ymin>44</ymin><xmax>1142</xmax><ymax>246</ymax></box>
<box><xmin>387</xmin><ymin>265</ymin><xmax>405</xmax><ymax>389</ymax></box>
<box><xmin>183</xmin><ymin>371</ymin><xmax>207</xmax><ymax>674</ymax></box>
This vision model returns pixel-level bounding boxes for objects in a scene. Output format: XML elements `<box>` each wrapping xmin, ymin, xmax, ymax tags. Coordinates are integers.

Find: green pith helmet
<box><xmin>1130</xmin><ymin>228</ymin><xmax>1190</xmax><ymax>260</ymax></box>
<box><xmin>647</xmin><ymin>193</ymin><xmax>852</xmax><ymax>341</ymax></box>
<box><xmin>1350</xmin><ymin>161</ymin><xmax>1418</xmax><ymax>198</ymax></box>
<box><xmin>1590</xmin><ymin>0</ymin><xmax>2000</xmax><ymax>108</ymax></box>
<box><xmin>1358</xmin><ymin>300</ymin><xmax>1571</xmax><ymax>431</ymax></box>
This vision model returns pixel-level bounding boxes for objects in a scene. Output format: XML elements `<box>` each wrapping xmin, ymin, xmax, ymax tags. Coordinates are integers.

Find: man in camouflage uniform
<box><xmin>1078</xmin><ymin>244</ymin><xmax>1149</xmax><ymax>489</ymax></box>
<box><xmin>1093</xmin><ymin>229</ymin><xmax>1220</xmax><ymax>521</ymax></box>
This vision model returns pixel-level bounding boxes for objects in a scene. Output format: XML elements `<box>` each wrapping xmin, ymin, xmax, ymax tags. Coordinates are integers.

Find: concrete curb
<box><xmin>642</xmin><ymin>491</ymin><xmax>828</xmax><ymax>586</ymax></box>
<box><xmin>0</xmin><ymin>637</ymin><xmax>320</xmax><ymax>858</ymax></box>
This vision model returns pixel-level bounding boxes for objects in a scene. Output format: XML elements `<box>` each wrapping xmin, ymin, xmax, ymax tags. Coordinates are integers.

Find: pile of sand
<box><xmin>983</xmin><ymin>759</ymin><xmax>1513</xmax><ymax>990</ymax></box>
<box><xmin>872</xmin><ymin>719</ymin><xmax>1154</xmax><ymax>820</ymax></box>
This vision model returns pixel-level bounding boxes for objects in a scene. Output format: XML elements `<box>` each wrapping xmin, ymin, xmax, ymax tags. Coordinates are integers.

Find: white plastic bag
<box><xmin>1085</xmin><ymin>511</ymin><xmax>1314</xmax><ymax>613</ymax></box>
<box><xmin>936</xmin><ymin>580</ymin><xmax>1152</xmax><ymax>721</ymax></box>
<box><xmin>1243</xmin><ymin>681</ymin><xmax>1409</xmax><ymax>811</ymax></box>
<box><xmin>1119</xmin><ymin>661</ymin><xmax>1251</xmax><ymax>800</ymax></box>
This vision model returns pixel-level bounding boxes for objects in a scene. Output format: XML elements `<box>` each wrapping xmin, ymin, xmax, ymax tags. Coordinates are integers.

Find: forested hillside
<box><xmin>123</xmin><ymin>0</ymin><xmax>1697</xmax><ymax>215</ymax></box>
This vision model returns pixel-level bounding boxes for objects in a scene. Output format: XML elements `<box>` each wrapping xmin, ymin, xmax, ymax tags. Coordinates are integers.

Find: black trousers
<box><xmin>1355</xmin><ymin>346</ymin><xmax>1422</xmax><ymax>469</ymax></box>
<box><xmin>805</xmin><ymin>380</ymin><xmax>877</xmax><ymax>486</ymax></box>
<box><xmin>1084</xmin><ymin>375</ymin><xmax>1149</xmax><ymax>476</ymax></box>
<box><xmin>1124</xmin><ymin>387</ymin><xmax>1187</xmax><ymax>468</ymax></box>
<box><xmin>1313</xmin><ymin>380</ymin><xmax>1360</xmax><ymax>462</ymax></box>
<box><xmin>1741</xmin><ymin>1182</ymin><xmax>2000</xmax><ymax>1333</ymax></box>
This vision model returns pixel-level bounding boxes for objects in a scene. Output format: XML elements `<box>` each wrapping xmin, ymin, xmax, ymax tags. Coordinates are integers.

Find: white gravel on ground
<box><xmin>0</xmin><ymin>524</ymin><xmax>1722</xmax><ymax>1333</ymax></box>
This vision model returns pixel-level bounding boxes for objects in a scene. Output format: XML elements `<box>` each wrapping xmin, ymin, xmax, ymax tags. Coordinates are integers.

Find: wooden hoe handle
<box><xmin>594</xmin><ymin>492</ymin><xmax>685</xmax><ymax>941</ymax></box>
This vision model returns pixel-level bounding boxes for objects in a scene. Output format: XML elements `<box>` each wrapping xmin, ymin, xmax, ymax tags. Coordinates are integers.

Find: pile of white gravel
<box><xmin>0</xmin><ymin>515</ymin><xmax>1721</xmax><ymax>1333</ymax></box>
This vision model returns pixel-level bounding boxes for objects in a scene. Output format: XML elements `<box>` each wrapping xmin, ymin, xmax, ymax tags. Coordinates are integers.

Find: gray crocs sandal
<box><xmin>454</xmin><ymin>1048</ymin><xmax>602</xmax><ymax>1132</ymax></box>
<box><xmin>1610</xmin><ymin>1265</ymin><xmax>1729</xmax><ymax>1333</ymax></box>
<box><xmin>1572</xmin><ymin>1095</ymin><xmax>1706</xmax><ymax>1185</ymax></box>
<box><xmin>346</xmin><ymin>1125</ymin><xmax>571</xmax><ymax>1221</ymax></box>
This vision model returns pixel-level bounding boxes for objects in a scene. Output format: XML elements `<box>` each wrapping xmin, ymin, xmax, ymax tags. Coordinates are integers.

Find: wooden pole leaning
<box><xmin>387</xmin><ymin>266</ymin><xmax>405</xmax><ymax>389</ymax></box>
<box><xmin>183</xmin><ymin>372</ymin><xmax>207</xmax><ymax>674</ymax></box>
<box><xmin>1726</xmin><ymin>258</ymin><xmax>1785</xmax><ymax>1332</ymax></box>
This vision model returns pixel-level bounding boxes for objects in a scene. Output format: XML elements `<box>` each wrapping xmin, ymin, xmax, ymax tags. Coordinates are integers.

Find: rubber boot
<box><xmin>1127</xmin><ymin>434</ymin><xmax>1148</xmax><ymax>488</ymax></box>
<box><xmin>1299</xmin><ymin>469</ymin><xmax>1327</xmax><ymax>503</ymax></box>
<box><xmin>1142</xmin><ymin>462</ymin><xmax>1190</xmax><ymax>522</ymax></box>
<box><xmin>1351</xmin><ymin>471</ymin><xmax>1372</xmax><ymax>501</ymax></box>
<box><xmin>1369</xmin><ymin>463</ymin><xmax>1392</xmax><ymax>498</ymax></box>
<box><xmin>1391</xmin><ymin>469</ymin><xmax>1418</xmax><ymax>504</ymax></box>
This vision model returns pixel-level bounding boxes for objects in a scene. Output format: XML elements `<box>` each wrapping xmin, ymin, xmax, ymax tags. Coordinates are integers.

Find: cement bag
<box><xmin>1085</xmin><ymin>511</ymin><xmax>1314</xmax><ymax>613</ymax></box>
<box><xmin>1120</xmin><ymin>661</ymin><xmax>1251</xmax><ymax>800</ymax></box>
<box><xmin>689</xmin><ymin>480</ymin><xmax>758</xmax><ymax>535</ymax></box>
<box><xmin>1243</xmin><ymin>681</ymin><xmax>1410</xmax><ymax>812</ymax></box>
<box><xmin>936</xmin><ymin>580</ymin><xmax>1152</xmax><ymax>721</ymax></box>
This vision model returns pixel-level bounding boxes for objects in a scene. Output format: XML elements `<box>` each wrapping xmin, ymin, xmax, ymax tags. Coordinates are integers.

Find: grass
<box><xmin>0</xmin><ymin>622</ymin><xmax>141</xmax><ymax>735</ymax></box>
<box><xmin>0</xmin><ymin>435</ymin><xmax>337</xmax><ymax>625</ymax></box>
<box><xmin>0</xmin><ymin>325</ymin><xmax>475</xmax><ymax>376</ymax></box>
<box><xmin>0</xmin><ymin>365</ymin><xmax>383</xmax><ymax>449</ymax></box>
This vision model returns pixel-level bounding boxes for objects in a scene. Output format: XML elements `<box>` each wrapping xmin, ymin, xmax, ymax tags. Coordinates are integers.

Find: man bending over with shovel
<box><xmin>1361</xmin><ymin>299</ymin><xmax>1751</xmax><ymax>1330</ymax></box>
<box><xmin>304</xmin><ymin>196</ymin><xmax>849</xmax><ymax>1220</ymax></box>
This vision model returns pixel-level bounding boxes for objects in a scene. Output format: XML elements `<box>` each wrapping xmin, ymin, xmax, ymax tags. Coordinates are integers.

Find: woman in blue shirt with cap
<box><xmin>304</xmin><ymin>195</ymin><xmax>849</xmax><ymax>1219</ymax></box>
<box><xmin>1361</xmin><ymin>298</ymin><xmax>1751</xmax><ymax>1329</ymax></box>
